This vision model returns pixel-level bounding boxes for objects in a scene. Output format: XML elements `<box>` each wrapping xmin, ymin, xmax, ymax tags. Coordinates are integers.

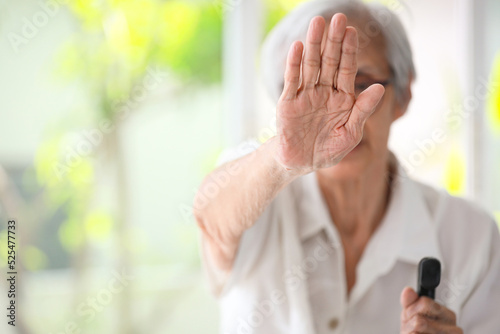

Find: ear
<box><xmin>392</xmin><ymin>74</ymin><xmax>413</xmax><ymax>122</ymax></box>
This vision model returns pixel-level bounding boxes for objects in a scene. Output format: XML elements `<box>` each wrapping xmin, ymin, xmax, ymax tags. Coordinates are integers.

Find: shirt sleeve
<box><xmin>458</xmin><ymin>219</ymin><xmax>500</xmax><ymax>332</ymax></box>
<box><xmin>200</xmin><ymin>200</ymin><xmax>276</xmax><ymax>297</ymax></box>
<box><xmin>199</xmin><ymin>138</ymin><xmax>272</xmax><ymax>297</ymax></box>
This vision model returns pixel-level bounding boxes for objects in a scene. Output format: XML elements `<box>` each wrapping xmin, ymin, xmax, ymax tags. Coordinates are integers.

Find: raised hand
<box><xmin>275</xmin><ymin>14</ymin><xmax>385</xmax><ymax>172</ymax></box>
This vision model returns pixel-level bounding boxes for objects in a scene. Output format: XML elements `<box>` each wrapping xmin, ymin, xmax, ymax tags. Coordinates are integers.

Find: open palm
<box><xmin>276</xmin><ymin>14</ymin><xmax>385</xmax><ymax>172</ymax></box>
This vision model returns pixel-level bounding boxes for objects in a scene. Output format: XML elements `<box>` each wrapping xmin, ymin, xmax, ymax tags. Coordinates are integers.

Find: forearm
<box><xmin>194</xmin><ymin>136</ymin><xmax>301</xmax><ymax>271</ymax></box>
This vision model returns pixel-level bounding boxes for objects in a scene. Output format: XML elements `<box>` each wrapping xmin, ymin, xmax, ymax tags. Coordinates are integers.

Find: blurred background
<box><xmin>0</xmin><ymin>0</ymin><xmax>499</xmax><ymax>333</ymax></box>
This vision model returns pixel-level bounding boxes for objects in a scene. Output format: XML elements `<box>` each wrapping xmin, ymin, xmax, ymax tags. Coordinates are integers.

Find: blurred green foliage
<box><xmin>57</xmin><ymin>0</ymin><xmax>223</xmax><ymax>120</ymax></box>
<box><xmin>33</xmin><ymin>0</ymin><xmax>224</xmax><ymax>267</ymax></box>
<box><xmin>29</xmin><ymin>0</ymin><xmax>306</xmax><ymax>272</ymax></box>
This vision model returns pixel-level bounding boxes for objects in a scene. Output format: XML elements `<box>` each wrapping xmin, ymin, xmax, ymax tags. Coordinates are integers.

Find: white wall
<box><xmin>0</xmin><ymin>0</ymin><xmax>81</xmax><ymax>166</ymax></box>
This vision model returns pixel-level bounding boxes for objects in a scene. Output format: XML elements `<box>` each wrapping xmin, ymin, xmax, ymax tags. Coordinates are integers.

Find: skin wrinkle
<box><xmin>314</xmin><ymin>115</ymin><xmax>333</xmax><ymax>153</ymax></box>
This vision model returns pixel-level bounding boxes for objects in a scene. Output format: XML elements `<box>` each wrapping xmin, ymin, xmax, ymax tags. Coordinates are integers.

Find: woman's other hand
<box><xmin>400</xmin><ymin>287</ymin><xmax>464</xmax><ymax>334</ymax></box>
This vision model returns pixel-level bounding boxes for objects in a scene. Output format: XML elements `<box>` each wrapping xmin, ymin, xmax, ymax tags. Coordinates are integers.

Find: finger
<box><xmin>402</xmin><ymin>314</ymin><xmax>436</xmax><ymax>334</ymax></box>
<box><xmin>400</xmin><ymin>288</ymin><xmax>418</xmax><ymax>308</ymax></box>
<box><xmin>405</xmin><ymin>297</ymin><xmax>440</xmax><ymax>322</ymax></box>
<box><xmin>318</xmin><ymin>13</ymin><xmax>346</xmax><ymax>87</ymax></box>
<box><xmin>302</xmin><ymin>16</ymin><xmax>325</xmax><ymax>89</ymax></box>
<box><xmin>348</xmin><ymin>83</ymin><xmax>385</xmax><ymax>131</ymax></box>
<box><xmin>400</xmin><ymin>286</ymin><xmax>419</xmax><ymax>309</ymax></box>
<box><xmin>403</xmin><ymin>316</ymin><xmax>462</xmax><ymax>334</ymax></box>
<box><xmin>281</xmin><ymin>41</ymin><xmax>304</xmax><ymax>101</ymax></box>
<box><xmin>405</xmin><ymin>297</ymin><xmax>457</xmax><ymax>325</ymax></box>
<box><xmin>336</xmin><ymin>26</ymin><xmax>358</xmax><ymax>94</ymax></box>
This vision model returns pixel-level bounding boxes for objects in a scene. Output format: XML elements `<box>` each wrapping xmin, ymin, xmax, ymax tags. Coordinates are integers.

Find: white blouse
<box><xmin>200</xmin><ymin>149</ymin><xmax>500</xmax><ymax>334</ymax></box>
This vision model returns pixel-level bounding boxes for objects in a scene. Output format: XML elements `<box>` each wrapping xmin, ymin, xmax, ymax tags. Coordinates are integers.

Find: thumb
<box><xmin>400</xmin><ymin>286</ymin><xmax>419</xmax><ymax>309</ymax></box>
<box><xmin>349</xmin><ymin>83</ymin><xmax>385</xmax><ymax>129</ymax></box>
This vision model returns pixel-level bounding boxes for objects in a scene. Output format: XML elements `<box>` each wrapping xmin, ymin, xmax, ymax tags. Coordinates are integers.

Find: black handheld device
<box><xmin>417</xmin><ymin>257</ymin><xmax>441</xmax><ymax>300</ymax></box>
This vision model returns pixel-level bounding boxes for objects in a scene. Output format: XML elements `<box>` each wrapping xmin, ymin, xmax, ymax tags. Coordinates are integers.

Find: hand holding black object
<box><xmin>400</xmin><ymin>257</ymin><xmax>463</xmax><ymax>333</ymax></box>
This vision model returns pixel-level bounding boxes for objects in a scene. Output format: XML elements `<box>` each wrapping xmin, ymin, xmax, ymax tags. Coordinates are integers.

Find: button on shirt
<box><xmin>200</xmin><ymin>149</ymin><xmax>500</xmax><ymax>334</ymax></box>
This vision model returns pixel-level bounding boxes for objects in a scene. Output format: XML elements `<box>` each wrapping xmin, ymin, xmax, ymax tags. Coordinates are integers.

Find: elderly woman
<box><xmin>194</xmin><ymin>1</ymin><xmax>500</xmax><ymax>333</ymax></box>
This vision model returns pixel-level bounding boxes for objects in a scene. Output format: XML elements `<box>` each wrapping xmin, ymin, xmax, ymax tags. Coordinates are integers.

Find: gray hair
<box><xmin>260</xmin><ymin>0</ymin><xmax>415</xmax><ymax>105</ymax></box>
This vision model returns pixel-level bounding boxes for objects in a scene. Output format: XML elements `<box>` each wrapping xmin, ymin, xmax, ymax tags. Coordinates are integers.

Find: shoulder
<box><xmin>413</xmin><ymin>180</ymin><xmax>496</xmax><ymax>236</ymax></box>
<box><xmin>413</xmin><ymin>179</ymin><xmax>499</xmax><ymax>278</ymax></box>
<box><xmin>411</xmin><ymin>180</ymin><xmax>500</xmax><ymax>310</ymax></box>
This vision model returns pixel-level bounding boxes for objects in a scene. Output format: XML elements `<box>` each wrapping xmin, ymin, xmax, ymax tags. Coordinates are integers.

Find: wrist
<box><xmin>265</xmin><ymin>136</ymin><xmax>310</xmax><ymax>181</ymax></box>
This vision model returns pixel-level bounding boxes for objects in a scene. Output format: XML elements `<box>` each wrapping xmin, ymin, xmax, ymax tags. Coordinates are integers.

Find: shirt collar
<box><xmin>296</xmin><ymin>151</ymin><xmax>444</xmax><ymax>267</ymax></box>
<box><xmin>392</xmin><ymin>157</ymin><xmax>444</xmax><ymax>267</ymax></box>
<box><xmin>296</xmin><ymin>171</ymin><xmax>340</xmax><ymax>247</ymax></box>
